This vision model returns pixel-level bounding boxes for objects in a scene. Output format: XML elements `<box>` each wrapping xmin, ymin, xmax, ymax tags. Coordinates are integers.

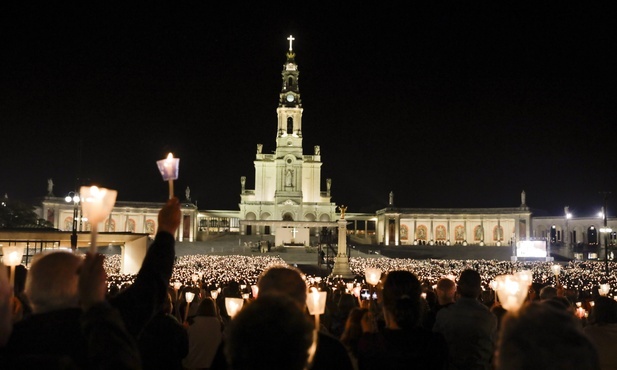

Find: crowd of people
<box><xmin>1</xmin><ymin>197</ymin><xmax>617</xmax><ymax>369</ymax></box>
<box><xmin>102</xmin><ymin>251</ymin><xmax>616</xmax><ymax>306</ymax></box>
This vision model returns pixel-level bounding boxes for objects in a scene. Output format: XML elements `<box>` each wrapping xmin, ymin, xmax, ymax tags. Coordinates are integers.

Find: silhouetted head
<box><xmin>25</xmin><ymin>251</ymin><xmax>82</xmax><ymax>313</ymax></box>
<box><xmin>457</xmin><ymin>269</ymin><xmax>481</xmax><ymax>299</ymax></box>
<box><xmin>257</xmin><ymin>265</ymin><xmax>307</xmax><ymax>308</ymax></box>
<box><xmin>496</xmin><ymin>301</ymin><xmax>600</xmax><ymax>370</ymax></box>
<box><xmin>225</xmin><ymin>294</ymin><xmax>314</xmax><ymax>370</ymax></box>
<box><xmin>382</xmin><ymin>270</ymin><xmax>423</xmax><ymax>329</ymax></box>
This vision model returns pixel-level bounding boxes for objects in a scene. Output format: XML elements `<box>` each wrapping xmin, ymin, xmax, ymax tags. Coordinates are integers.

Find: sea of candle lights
<box><xmin>103</xmin><ymin>254</ymin><xmax>617</xmax><ymax>302</ymax></box>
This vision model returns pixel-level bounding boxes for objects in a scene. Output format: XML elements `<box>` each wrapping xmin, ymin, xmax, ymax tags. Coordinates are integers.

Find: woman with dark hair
<box><xmin>183</xmin><ymin>297</ymin><xmax>224</xmax><ymax>370</ymax></box>
<box><xmin>357</xmin><ymin>270</ymin><xmax>447</xmax><ymax>370</ymax></box>
<box><xmin>340</xmin><ymin>307</ymin><xmax>368</xmax><ymax>370</ymax></box>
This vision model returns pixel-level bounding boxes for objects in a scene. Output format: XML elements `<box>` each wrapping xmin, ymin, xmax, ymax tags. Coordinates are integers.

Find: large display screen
<box><xmin>516</xmin><ymin>240</ymin><xmax>547</xmax><ymax>257</ymax></box>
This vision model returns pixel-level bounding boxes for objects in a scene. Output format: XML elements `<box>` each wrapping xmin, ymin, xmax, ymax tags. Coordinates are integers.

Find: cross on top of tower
<box><xmin>287</xmin><ymin>35</ymin><xmax>295</xmax><ymax>51</ymax></box>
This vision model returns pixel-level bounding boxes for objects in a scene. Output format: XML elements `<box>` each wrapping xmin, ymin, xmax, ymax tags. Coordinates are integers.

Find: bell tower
<box><xmin>274</xmin><ymin>35</ymin><xmax>303</xmax><ymax>203</ymax></box>
<box><xmin>239</xmin><ymin>35</ymin><xmax>337</xmax><ymax>238</ymax></box>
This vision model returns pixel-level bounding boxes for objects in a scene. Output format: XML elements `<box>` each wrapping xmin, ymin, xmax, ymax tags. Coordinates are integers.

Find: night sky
<box><xmin>1</xmin><ymin>2</ymin><xmax>615</xmax><ymax>217</ymax></box>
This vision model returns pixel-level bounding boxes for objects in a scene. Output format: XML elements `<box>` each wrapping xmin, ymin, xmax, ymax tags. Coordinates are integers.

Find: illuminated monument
<box><xmin>238</xmin><ymin>35</ymin><xmax>338</xmax><ymax>246</ymax></box>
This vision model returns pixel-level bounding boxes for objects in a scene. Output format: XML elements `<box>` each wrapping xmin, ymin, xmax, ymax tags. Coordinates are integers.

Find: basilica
<box><xmin>36</xmin><ymin>36</ymin><xmax>615</xmax><ymax>255</ymax></box>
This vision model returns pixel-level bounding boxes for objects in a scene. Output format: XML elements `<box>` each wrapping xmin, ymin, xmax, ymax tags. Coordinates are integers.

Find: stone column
<box><xmin>330</xmin><ymin>218</ymin><xmax>354</xmax><ymax>279</ymax></box>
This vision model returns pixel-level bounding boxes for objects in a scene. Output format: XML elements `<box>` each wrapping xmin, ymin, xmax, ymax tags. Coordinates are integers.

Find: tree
<box><xmin>0</xmin><ymin>197</ymin><xmax>46</xmax><ymax>228</ymax></box>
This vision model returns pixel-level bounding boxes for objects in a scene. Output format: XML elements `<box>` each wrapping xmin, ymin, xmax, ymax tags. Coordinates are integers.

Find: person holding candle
<box><xmin>183</xmin><ymin>297</ymin><xmax>224</xmax><ymax>370</ymax></box>
<box><xmin>423</xmin><ymin>277</ymin><xmax>456</xmax><ymax>330</ymax></box>
<box><xmin>583</xmin><ymin>296</ymin><xmax>617</xmax><ymax>370</ymax></box>
<box><xmin>495</xmin><ymin>300</ymin><xmax>600</xmax><ymax>370</ymax></box>
<box><xmin>138</xmin><ymin>291</ymin><xmax>188</xmax><ymax>370</ymax></box>
<box><xmin>432</xmin><ymin>268</ymin><xmax>497</xmax><ymax>370</ymax></box>
<box><xmin>1</xmin><ymin>197</ymin><xmax>181</xmax><ymax>368</ymax></box>
<box><xmin>225</xmin><ymin>294</ymin><xmax>314</xmax><ymax>370</ymax></box>
<box><xmin>211</xmin><ymin>265</ymin><xmax>354</xmax><ymax>370</ymax></box>
<box><xmin>357</xmin><ymin>270</ymin><xmax>448</xmax><ymax>370</ymax></box>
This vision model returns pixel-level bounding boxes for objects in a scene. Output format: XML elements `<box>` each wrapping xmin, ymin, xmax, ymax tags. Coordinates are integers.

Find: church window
<box><xmin>287</xmin><ymin>117</ymin><xmax>293</xmax><ymax>134</ymax></box>
<box><xmin>287</xmin><ymin>77</ymin><xmax>293</xmax><ymax>88</ymax></box>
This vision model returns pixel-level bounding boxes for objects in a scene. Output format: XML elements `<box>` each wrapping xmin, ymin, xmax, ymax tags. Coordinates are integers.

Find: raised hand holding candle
<box><xmin>80</xmin><ymin>186</ymin><xmax>117</xmax><ymax>254</ymax></box>
<box><xmin>156</xmin><ymin>153</ymin><xmax>180</xmax><ymax>199</ymax></box>
<box><xmin>2</xmin><ymin>245</ymin><xmax>25</xmax><ymax>290</ymax></box>
<box><xmin>184</xmin><ymin>291</ymin><xmax>196</xmax><ymax>324</ymax></box>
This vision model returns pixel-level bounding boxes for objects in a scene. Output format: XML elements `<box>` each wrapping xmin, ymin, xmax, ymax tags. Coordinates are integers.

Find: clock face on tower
<box><xmin>286</xmin><ymin>93</ymin><xmax>294</xmax><ymax>102</ymax></box>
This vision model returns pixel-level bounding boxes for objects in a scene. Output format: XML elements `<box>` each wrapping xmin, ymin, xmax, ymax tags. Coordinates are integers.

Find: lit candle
<box><xmin>184</xmin><ymin>291</ymin><xmax>196</xmax><ymax>324</ymax></box>
<box><xmin>251</xmin><ymin>285</ymin><xmax>259</xmax><ymax>299</ymax></box>
<box><xmin>80</xmin><ymin>186</ymin><xmax>117</xmax><ymax>254</ymax></box>
<box><xmin>156</xmin><ymin>152</ymin><xmax>180</xmax><ymax>199</ymax></box>
<box><xmin>2</xmin><ymin>245</ymin><xmax>25</xmax><ymax>291</ymax></box>
<box><xmin>495</xmin><ymin>274</ymin><xmax>528</xmax><ymax>312</ymax></box>
<box><xmin>365</xmin><ymin>267</ymin><xmax>382</xmax><ymax>286</ymax></box>
<box><xmin>225</xmin><ymin>297</ymin><xmax>244</xmax><ymax>318</ymax></box>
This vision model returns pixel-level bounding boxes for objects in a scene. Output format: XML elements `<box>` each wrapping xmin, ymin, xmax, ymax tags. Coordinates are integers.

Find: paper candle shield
<box><xmin>495</xmin><ymin>274</ymin><xmax>528</xmax><ymax>312</ymax></box>
<box><xmin>2</xmin><ymin>246</ymin><xmax>25</xmax><ymax>267</ymax></box>
<box><xmin>80</xmin><ymin>186</ymin><xmax>117</xmax><ymax>225</ymax></box>
<box><xmin>306</xmin><ymin>290</ymin><xmax>327</xmax><ymax>315</ymax></box>
<box><xmin>225</xmin><ymin>297</ymin><xmax>244</xmax><ymax>318</ymax></box>
<box><xmin>365</xmin><ymin>267</ymin><xmax>382</xmax><ymax>286</ymax></box>
<box><xmin>156</xmin><ymin>153</ymin><xmax>180</xmax><ymax>181</ymax></box>
<box><xmin>185</xmin><ymin>291</ymin><xmax>195</xmax><ymax>303</ymax></box>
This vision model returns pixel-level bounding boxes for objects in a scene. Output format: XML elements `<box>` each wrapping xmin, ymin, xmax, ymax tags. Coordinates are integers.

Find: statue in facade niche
<box><xmin>47</xmin><ymin>178</ymin><xmax>54</xmax><ymax>196</ymax></box>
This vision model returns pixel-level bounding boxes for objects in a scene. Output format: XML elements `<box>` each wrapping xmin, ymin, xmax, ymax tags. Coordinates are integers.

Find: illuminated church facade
<box><xmin>36</xmin><ymin>36</ymin><xmax>615</xmax><ymax>254</ymax></box>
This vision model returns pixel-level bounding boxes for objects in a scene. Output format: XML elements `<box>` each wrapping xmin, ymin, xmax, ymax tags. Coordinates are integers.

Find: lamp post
<box><xmin>600</xmin><ymin>193</ymin><xmax>612</xmax><ymax>276</ymax></box>
<box><xmin>564</xmin><ymin>206</ymin><xmax>572</xmax><ymax>251</ymax></box>
<box><xmin>65</xmin><ymin>191</ymin><xmax>80</xmax><ymax>252</ymax></box>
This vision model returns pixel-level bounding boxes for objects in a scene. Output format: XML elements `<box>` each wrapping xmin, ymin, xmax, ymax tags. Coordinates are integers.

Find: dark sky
<box><xmin>1</xmin><ymin>2</ymin><xmax>616</xmax><ymax>217</ymax></box>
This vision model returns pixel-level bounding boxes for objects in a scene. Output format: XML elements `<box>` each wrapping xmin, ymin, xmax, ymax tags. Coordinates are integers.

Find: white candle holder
<box><xmin>225</xmin><ymin>297</ymin><xmax>244</xmax><ymax>318</ymax></box>
<box><xmin>365</xmin><ymin>267</ymin><xmax>382</xmax><ymax>287</ymax></box>
<box><xmin>2</xmin><ymin>245</ymin><xmax>25</xmax><ymax>290</ymax></box>
<box><xmin>80</xmin><ymin>186</ymin><xmax>117</xmax><ymax>254</ymax></box>
<box><xmin>495</xmin><ymin>274</ymin><xmax>528</xmax><ymax>312</ymax></box>
<box><xmin>251</xmin><ymin>285</ymin><xmax>259</xmax><ymax>299</ymax></box>
<box><xmin>156</xmin><ymin>153</ymin><xmax>180</xmax><ymax>199</ymax></box>
<box><xmin>306</xmin><ymin>288</ymin><xmax>327</xmax><ymax>316</ymax></box>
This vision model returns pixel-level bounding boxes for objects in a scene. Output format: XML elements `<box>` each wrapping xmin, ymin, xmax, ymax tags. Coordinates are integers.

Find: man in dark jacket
<box><xmin>1</xmin><ymin>197</ymin><xmax>181</xmax><ymax>369</ymax></box>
